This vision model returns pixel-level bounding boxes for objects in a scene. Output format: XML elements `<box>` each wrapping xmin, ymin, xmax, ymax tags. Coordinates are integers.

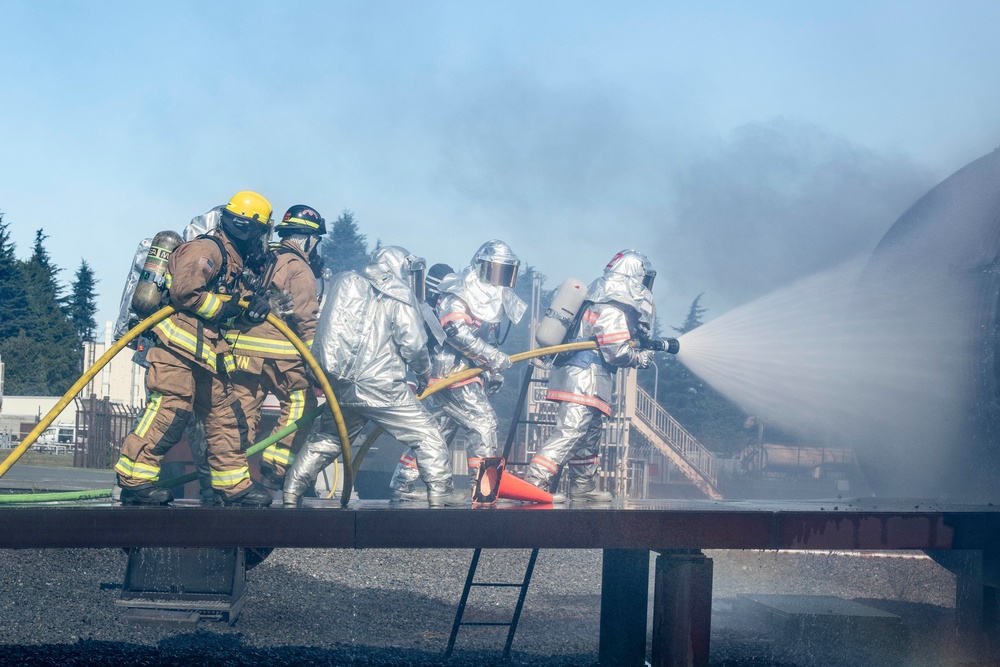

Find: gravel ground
<box><xmin>0</xmin><ymin>546</ymin><xmax>988</xmax><ymax>666</ymax></box>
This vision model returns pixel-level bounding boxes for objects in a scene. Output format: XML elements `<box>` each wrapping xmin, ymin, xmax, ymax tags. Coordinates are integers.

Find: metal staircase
<box><xmin>626</xmin><ymin>375</ymin><xmax>722</xmax><ymax>500</ymax></box>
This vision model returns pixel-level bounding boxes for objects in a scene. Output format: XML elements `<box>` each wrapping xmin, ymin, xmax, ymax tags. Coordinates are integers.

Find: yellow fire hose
<box><xmin>0</xmin><ymin>298</ymin><xmax>352</xmax><ymax>491</ymax></box>
<box><xmin>0</xmin><ymin>305</ymin><xmax>595</xmax><ymax>507</ymax></box>
<box><xmin>345</xmin><ymin>340</ymin><xmax>599</xmax><ymax>481</ymax></box>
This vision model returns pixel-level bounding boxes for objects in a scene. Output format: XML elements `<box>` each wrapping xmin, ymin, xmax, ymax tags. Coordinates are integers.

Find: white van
<box><xmin>37</xmin><ymin>424</ymin><xmax>76</xmax><ymax>448</ymax></box>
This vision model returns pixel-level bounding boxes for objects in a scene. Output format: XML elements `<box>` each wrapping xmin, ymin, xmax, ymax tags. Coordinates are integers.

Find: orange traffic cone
<box><xmin>473</xmin><ymin>457</ymin><xmax>555</xmax><ymax>505</ymax></box>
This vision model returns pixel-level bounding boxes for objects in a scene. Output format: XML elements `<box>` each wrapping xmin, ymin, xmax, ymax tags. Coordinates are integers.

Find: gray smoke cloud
<box><xmin>432</xmin><ymin>78</ymin><xmax>938</xmax><ymax>331</ymax></box>
<box><xmin>661</xmin><ymin>118</ymin><xmax>937</xmax><ymax>318</ymax></box>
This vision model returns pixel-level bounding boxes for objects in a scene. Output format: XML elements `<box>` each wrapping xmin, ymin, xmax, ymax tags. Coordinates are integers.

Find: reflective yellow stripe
<box><xmin>134</xmin><ymin>392</ymin><xmax>162</xmax><ymax>438</ymax></box>
<box><xmin>211</xmin><ymin>466</ymin><xmax>250</xmax><ymax>489</ymax></box>
<box><xmin>153</xmin><ymin>319</ymin><xmax>219</xmax><ymax>368</ymax></box>
<box><xmin>285</xmin><ymin>216</ymin><xmax>320</xmax><ymax>229</ymax></box>
<box><xmin>114</xmin><ymin>455</ymin><xmax>160</xmax><ymax>481</ymax></box>
<box><xmin>225</xmin><ymin>333</ymin><xmax>299</xmax><ymax>356</ymax></box>
<box><xmin>196</xmin><ymin>293</ymin><xmax>223</xmax><ymax>319</ymax></box>
<box><xmin>287</xmin><ymin>388</ymin><xmax>306</xmax><ymax>424</ymax></box>
<box><xmin>263</xmin><ymin>444</ymin><xmax>292</xmax><ymax>466</ymax></box>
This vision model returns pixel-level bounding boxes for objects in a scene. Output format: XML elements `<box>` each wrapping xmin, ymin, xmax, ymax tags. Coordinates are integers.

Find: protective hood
<box><xmin>362</xmin><ymin>246</ymin><xmax>421</xmax><ymax>307</ymax></box>
<box><xmin>184</xmin><ymin>206</ymin><xmax>223</xmax><ymax>241</ymax></box>
<box><xmin>437</xmin><ymin>265</ymin><xmax>526</xmax><ymax>324</ymax></box>
<box><xmin>586</xmin><ymin>275</ymin><xmax>654</xmax><ymax>329</ymax></box>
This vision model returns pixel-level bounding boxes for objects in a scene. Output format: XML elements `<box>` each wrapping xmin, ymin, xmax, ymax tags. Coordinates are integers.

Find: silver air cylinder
<box><xmin>535</xmin><ymin>277</ymin><xmax>587</xmax><ymax>348</ymax></box>
<box><xmin>131</xmin><ymin>230</ymin><xmax>183</xmax><ymax>315</ymax></box>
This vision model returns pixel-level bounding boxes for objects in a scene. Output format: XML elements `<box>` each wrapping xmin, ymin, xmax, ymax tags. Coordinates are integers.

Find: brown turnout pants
<box><xmin>115</xmin><ymin>346</ymin><xmax>252</xmax><ymax>498</ymax></box>
<box><xmin>231</xmin><ymin>356</ymin><xmax>317</xmax><ymax>479</ymax></box>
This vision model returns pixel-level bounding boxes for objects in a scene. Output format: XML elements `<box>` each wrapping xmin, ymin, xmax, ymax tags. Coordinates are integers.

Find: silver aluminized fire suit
<box><xmin>283</xmin><ymin>246</ymin><xmax>462</xmax><ymax>506</ymax></box>
<box><xmin>523</xmin><ymin>250</ymin><xmax>657</xmax><ymax>498</ymax></box>
<box><xmin>388</xmin><ymin>253</ymin><xmax>526</xmax><ymax>495</ymax></box>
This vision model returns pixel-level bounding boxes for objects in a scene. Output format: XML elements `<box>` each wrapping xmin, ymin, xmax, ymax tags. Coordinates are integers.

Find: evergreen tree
<box><xmin>0</xmin><ymin>212</ymin><xmax>30</xmax><ymax>340</ymax></box>
<box><xmin>17</xmin><ymin>230</ymin><xmax>79</xmax><ymax>394</ymax></box>
<box><xmin>0</xmin><ymin>331</ymin><xmax>49</xmax><ymax>395</ymax></box>
<box><xmin>321</xmin><ymin>210</ymin><xmax>370</xmax><ymax>277</ymax></box>
<box><xmin>673</xmin><ymin>293</ymin><xmax>706</xmax><ymax>335</ymax></box>
<box><xmin>68</xmin><ymin>260</ymin><xmax>98</xmax><ymax>343</ymax></box>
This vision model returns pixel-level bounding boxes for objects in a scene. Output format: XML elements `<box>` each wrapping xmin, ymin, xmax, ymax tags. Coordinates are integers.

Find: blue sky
<box><xmin>1</xmin><ymin>1</ymin><xmax>998</xmax><ymax>330</ymax></box>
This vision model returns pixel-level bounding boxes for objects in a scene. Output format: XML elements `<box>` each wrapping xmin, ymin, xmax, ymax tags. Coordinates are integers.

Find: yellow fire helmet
<box><xmin>221</xmin><ymin>190</ymin><xmax>273</xmax><ymax>242</ymax></box>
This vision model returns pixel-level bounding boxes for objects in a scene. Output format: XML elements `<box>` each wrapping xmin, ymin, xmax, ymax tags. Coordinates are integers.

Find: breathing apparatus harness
<box><xmin>552</xmin><ymin>300</ymin><xmax>609</xmax><ymax>370</ymax></box>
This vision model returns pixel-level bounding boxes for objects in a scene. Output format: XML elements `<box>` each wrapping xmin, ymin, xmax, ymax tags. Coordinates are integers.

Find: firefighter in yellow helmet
<box><xmin>114</xmin><ymin>190</ymin><xmax>277</xmax><ymax>506</ymax></box>
<box><xmin>226</xmin><ymin>205</ymin><xmax>326</xmax><ymax>495</ymax></box>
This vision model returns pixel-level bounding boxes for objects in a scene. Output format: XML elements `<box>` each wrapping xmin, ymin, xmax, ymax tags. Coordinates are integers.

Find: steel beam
<box><xmin>0</xmin><ymin>500</ymin><xmax>998</xmax><ymax>551</ymax></box>
<box><xmin>599</xmin><ymin>549</ymin><xmax>650</xmax><ymax>666</ymax></box>
<box><xmin>650</xmin><ymin>550</ymin><xmax>713</xmax><ymax>667</ymax></box>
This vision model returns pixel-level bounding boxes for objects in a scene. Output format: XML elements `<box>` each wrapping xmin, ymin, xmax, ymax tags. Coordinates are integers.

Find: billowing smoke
<box><xmin>662</xmin><ymin>118</ymin><xmax>936</xmax><ymax>318</ymax></box>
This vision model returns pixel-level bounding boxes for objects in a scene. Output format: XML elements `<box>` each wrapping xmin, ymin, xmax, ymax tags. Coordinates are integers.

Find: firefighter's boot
<box><xmin>119</xmin><ymin>483</ymin><xmax>174</xmax><ymax>506</ymax></box>
<box><xmin>389</xmin><ymin>484</ymin><xmax>425</xmax><ymax>502</ymax></box>
<box><xmin>217</xmin><ymin>481</ymin><xmax>273</xmax><ymax>508</ymax></box>
<box><xmin>427</xmin><ymin>482</ymin><xmax>469</xmax><ymax>507</ymax></box>
<box><xmin>569</xmin><ymin>488</ymin><xmax>613</xmax><ymax>503</ymax></box>
<box><xmin>259</xmin><ymin>465</ymin><xmax>284</xmax><ymax>491</ymax></box>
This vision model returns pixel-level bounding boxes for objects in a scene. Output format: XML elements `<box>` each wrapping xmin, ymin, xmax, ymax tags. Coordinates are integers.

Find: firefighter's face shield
<box><xmin>408</xmin><ymin>256</ymin><xmax>427</xmax><ymax>303</ymax></box>
<box><xmin>642</xmin><ymin>269</ymin><xmax>656</xmax><ymax>291</ymax></box>
<box><xmin>221</xmin><ymin>209</ymin><xmax>273</xmax><ymax>244</ymax></box>
<box><xmin>477</xmin><ymin>259</ymin><xmax>519</xmax><ymax>288</ymax></box>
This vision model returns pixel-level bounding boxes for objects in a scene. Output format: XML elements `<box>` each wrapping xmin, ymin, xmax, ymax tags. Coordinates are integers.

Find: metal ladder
<box><xmin>444</xmin><ymin>547</ymin><xmax>539</xmax><ymax>661</ymax></box>
<box><xmin>445</xmin><ymin>366</ymin><xmax>546</xmax><ymax>660</ymax></box>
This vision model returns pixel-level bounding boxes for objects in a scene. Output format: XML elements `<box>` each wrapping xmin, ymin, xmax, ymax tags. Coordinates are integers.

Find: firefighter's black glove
<box><xmin>215</xmin><ymin>297</ymin><xmax>245</xmax><ymax>323</ymax></box>
<box><xmin>245</xmin><ymin>291</ymin><xmax>271</xmax><ymax>324</ymax></box>
<box><xmin>484</xmin><ymin>371</ymin><xmax>504</xmax><ymax>395</ymax></box>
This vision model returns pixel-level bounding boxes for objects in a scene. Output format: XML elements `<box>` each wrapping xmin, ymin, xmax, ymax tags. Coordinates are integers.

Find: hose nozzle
<box><xmin>642</xmin><ymin>337</ymin><xmax>680</xmax><ymax>354</ymax></box>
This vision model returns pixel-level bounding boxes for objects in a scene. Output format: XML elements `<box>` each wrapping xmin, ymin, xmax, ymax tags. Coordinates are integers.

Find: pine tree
<box><xmin>321</xmin><ymin>210</ymin><xmax>370</xmax><ymax>277</ymax></box>
<box><xmin>18</xmin><ymin>230</ymin><xmax>79</xmax><ymax>394</ymax></box>
<box><xmin>673</xmin><ymin>293</ymin><xmax>706</xmax><ymax>335</ymax></box>
<box><xmin>68</xmin><ymin>260</ymin><xmax>98</xmax><ymax>343</ymax></box>
<box><xmin>0</xmin><ymin>212</ymin><xmax>30</xmax><ymax>340</ymax></box>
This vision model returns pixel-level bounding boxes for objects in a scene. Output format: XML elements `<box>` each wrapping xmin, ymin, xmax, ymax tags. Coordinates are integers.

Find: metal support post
<box><xmin>650</xmin><ymin>549</ymin><xmax>713</xmax><ymax>667</ymax></box>
<box><xmin>599</xmin><ymin>549</ymin><xmax>650</xmax><ymax>666</ymax></box>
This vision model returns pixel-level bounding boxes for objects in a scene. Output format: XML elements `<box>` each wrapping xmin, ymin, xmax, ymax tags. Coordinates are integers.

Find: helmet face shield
<box><xmin>472</xmin><ymin>239</ymin><xmax>520</xmax><ymax>288</ymax></box>
<box><xmin>478</xmin><ymin>260</ymin><xmax>518</xmax><ymax>288</ymax></box>
<box><xmin>642</xmin><ymin>269</ymin><xmax>656</xmax><ymax>291</ymax></box>
<box><xmin>221</xmin><ymin>209</ymin><xmax>272</xmax><ymax>243</ymax></box>
<box><xmin>222</xmin><ymin>190</ymin><xmax>273</xmax><ymax>243</ymax></box>
<box><xmin>409</xmin><ymin>256</ymin><xmax>427</xmax><ymax>303</ymax></box>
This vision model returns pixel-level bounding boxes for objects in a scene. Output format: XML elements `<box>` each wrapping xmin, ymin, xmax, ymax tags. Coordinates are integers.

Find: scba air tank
<box><xmin>535</xmin><ymin>277</ymin><xmax>588</xmax><ymax>348</ymax></box>
<box><xmin>131</xmin><ymin>230</ymin><xmax>183</xmax><ymax>315</ymax></box>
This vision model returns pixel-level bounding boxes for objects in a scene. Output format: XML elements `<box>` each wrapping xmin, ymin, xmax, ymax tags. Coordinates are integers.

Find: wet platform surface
<box><xmin>2</xmin><ymin>497</ymin><xmax>998</xmax><ymax>552</ymax></box>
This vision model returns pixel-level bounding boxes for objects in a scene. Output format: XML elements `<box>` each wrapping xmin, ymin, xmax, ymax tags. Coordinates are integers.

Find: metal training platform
<box><xmin>2</xmin><ymin>498</ymin><xmax>1000</xmax><ymax>666</ymax></box>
